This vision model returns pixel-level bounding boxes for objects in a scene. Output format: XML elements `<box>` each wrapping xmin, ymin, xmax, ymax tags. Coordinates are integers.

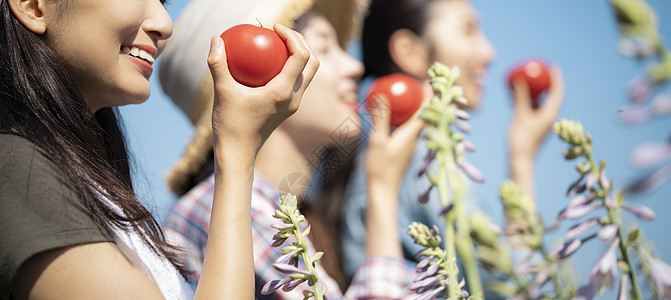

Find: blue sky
<box><xmin>121</xmin><ymin>1</ymin><xmax>671</xmax><ymax>297</ymax></box>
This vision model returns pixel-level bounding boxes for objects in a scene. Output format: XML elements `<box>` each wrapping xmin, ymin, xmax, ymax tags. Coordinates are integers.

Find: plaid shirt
<box><xmin>164</xmin><ymin>171</ymin><xmax>417</xmax><ymax>300</ymax></box>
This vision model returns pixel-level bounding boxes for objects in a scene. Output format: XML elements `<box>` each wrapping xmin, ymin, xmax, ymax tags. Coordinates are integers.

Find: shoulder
<box><xmin>0</xmin><ymin>135</ymin><xmax>114</xmax><ymax>298</ymax></box>
<box><xmin>0</xmin><ymin>134</ymin><xmax>75</xmax><ymax>200</ymax></box>
<box><xmin>0</xmin><ymin>134</ymin><xmax>62</xmax><ymax>179</ymax></box>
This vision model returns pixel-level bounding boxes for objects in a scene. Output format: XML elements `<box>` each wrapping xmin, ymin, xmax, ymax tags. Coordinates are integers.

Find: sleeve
<box><xmin>163</xmin><ymin>210</ymin><xmax>206</xmax><ymax>288</ymax></box>
<box><xmin>0</xmin><ymin>135</ymin><xmax>113</xmax><ymax>298</ymax></box>
<box><xmin>344</xmin><ymin>256</ymin><xmax>418</xmax><ymax>300</ymax></box>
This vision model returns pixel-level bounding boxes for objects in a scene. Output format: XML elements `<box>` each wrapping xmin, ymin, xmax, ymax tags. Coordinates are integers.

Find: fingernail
<box><xmin>211</xmin><ymin>36</ymin><xmax>222</xmax><ymax>49</ymax></box>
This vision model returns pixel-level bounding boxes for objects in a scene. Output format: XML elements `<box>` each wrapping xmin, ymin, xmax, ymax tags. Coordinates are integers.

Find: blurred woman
<box><xmin>340</xmin><ymin>0</ymin><xmax>564</xmax><ymax>281</ymax></box>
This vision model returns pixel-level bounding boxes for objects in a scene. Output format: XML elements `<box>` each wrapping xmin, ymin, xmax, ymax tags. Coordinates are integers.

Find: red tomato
<box><xmin>506</xmin><ymin>59</ymin><xmax>551</xmax><ymax>108</ymax></box>
<box><xmin>220</xmin><ymin>24</ymin><xmax>289</xmax><ymax>87</ymax></box>
<box><xmin>365</xmin><ymin>74</ymin><xmax>423</xmax><ymax>126</ymax></box>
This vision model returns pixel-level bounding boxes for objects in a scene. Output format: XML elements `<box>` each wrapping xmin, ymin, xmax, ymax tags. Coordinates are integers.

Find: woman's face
<box><xmin>424</xmin><ymin>0</ymin><xmax>495</xmax><ymax>109</ymax></box>
<box><xmin>43</xmin><ymin>0</ymin><xmax>172</xmax><ymax>112</ymax></box>
<box><xmin>283</xmin><ymin>12</ymin><xmax>364</xmax><ymax>150</ymax></box>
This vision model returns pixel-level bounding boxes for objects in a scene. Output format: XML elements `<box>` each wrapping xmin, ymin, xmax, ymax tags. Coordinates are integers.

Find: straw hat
<box><xmin>159</xmin><ymin>0</ymin><xmax>367</xmax><ymax>195</ymax></box>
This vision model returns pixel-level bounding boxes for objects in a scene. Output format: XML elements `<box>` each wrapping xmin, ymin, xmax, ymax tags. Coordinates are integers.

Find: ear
<box><xmin>7</xmin><ymin>0</ymin><xmax>47</xmax><ymax>34</ymax></box>
<box><xmin>388</xmin><ymin>29</ymin><xmax>430</xmax><ymax>79</ymax></box>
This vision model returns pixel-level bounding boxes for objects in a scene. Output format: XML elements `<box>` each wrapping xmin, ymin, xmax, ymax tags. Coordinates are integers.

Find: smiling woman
<box><xmin>0</xmin><ymin>0</ymin><xmax>318</xmax><ymax>298</ymax></box>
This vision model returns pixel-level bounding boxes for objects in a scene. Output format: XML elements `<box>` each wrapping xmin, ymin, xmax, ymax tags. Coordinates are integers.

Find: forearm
<box><xmin>508</xmin><ymin>151</ymin><xmax>536</xmax><ymax>213</ymax></box>
<box><xmin>507</xmin><ymin>149</ymin><xmax>537</xmax><ymax>248</ymax></box>
<box><xmin>365</xmin><ymin>181</ymin><xmax>403</xmax><ymax>258</ymax></box>
<box><xmin>195</xmin><ymin>143</ymin><xmax>256</xmax><ymax>299</ymax></box>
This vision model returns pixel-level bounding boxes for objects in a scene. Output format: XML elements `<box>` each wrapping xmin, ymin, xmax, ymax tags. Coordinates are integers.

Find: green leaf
<box><xmin>302</xmin><ymin>225</ymin><xmax>312</xmax><ymax>237</ymax></box>
<box><xmin>618</xmin><ymin>260</ymin><xmax>631</xmax><ymax>273</ymax></box>
<box><xmin>626</xmin><ymin>227</ymin><xmax>640</xmax><ymax>245</ymax></box>
<box><xmin>311</xmin><ymin>252</ymin><xmax>324</xmax><ymax>264</ymax></box>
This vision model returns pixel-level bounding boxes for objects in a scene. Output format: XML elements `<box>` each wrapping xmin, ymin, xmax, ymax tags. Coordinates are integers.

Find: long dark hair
<box><xmin>0</xmin><ymin>1</ymin><xmax>185</xmax><ymax>274</ymax></box>
<box><xmin>362</xmin><ymin>0</ymin><xmax>438</xmax><ymax>77</ymax></box>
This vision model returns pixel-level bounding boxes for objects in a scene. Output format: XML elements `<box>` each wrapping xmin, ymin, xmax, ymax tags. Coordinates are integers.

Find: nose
<box><xmin>479</xmin><ymin>33</ymin><xmax>496</xmax><ymax>65</ymax></box>
<box><xmin>339</xmin><ymin>48</ymin><xmax>365</xmax><ymax>81</ymax></box>
<box><xmin>144</xmin><ymin>0</ymin><xmax>173</xmax><ymax>41</ymax></box>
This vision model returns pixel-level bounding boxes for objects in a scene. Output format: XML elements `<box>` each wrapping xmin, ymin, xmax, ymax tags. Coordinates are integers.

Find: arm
<box><xmin>506</xmin><ymin>67</ymin><xmax>564</xmax><ymax>237</ymax></box>
<box><xmin>195</xmin><ymin>25</ymin><xmax>318</xmax><ymax>299</ymax></box>
<box><xmin>364</xmin><ymin>101</ymin><xmax>425</xmax><ymax>259</ymax></box>
<box><xmin>341</xmin><ymin>101</ymin><xmax>424</xmax><ymax>299</ymax></box>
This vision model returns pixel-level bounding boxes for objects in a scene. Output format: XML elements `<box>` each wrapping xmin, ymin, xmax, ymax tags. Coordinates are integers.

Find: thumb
<box><xmin>511</xmin><ymin>78</ymin><xmax>533</xmax><ymax>115</ymax></box>
<box><xmin>207</xmin><ymin>36</ymin><xmax>233</xmax><ymax>86</ymax></box>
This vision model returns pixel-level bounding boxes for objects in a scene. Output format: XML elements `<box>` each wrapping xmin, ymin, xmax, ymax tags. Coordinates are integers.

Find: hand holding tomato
<box><xmin>507</xmin><ymin>59</ymin><xmax>551</xmax><ymax>109</ymax></box>
<box><xmin>365</xmin><ymin>74</ymin><xmax>423</xmax><ymax>127</ymax></box>
<box><xmin>220</xmin><ymin>24</ymin><xmax>290</xmax><ymax>87</ymax></box>
<box><xmin>208</xmin><ymin>24</ymin><xmax>318</xmax><ymax>154</ymax></box>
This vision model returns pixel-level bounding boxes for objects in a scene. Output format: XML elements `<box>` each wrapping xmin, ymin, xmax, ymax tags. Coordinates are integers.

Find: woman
<box><xmin>0</xmin><ymin>0</ymin><xmax>318</xmax><ymax>298</ymax></box>
<box><xmin>159</xmin><ymin>0</ymin><xmax>425</xmax><ymax>298</ymax></box>
<box><xmin>340</xmin><ymin>0</ymin><xmax>564</xmax><ymax>281</ymax></box>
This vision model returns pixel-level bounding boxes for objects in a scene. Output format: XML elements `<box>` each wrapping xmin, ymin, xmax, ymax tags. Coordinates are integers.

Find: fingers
<box><xmin>540</xmin><ymin>67</ymin><xmax>565</xmax><ymax>120</ymax></box>
<box><xmin>368</xmin><ymin>94</ymin><xmax>392</xmax><ymax>135</ymax></box>
<box><xmin>394</xmin><ymin>117</ymin><xmax>425</xmax><ymax>148</ymax></box>
<box><xmin>270</xmin><ymin>24</ymin><xmax>312</xmax><ymax>91</ymax></box>
<box><xmin>207</xmin><ymin>36</ymin><xmax>233</xmax><ymax>91</ymax></box>
<box><xmin>511</xmin><ymin>78</ymin><xmax>533</xmax><ymax>115</ymax></box>
<box><xmin>291</xmin><ymin>29</ymin><xmax>319</xmax><ymax>92</ymax></box>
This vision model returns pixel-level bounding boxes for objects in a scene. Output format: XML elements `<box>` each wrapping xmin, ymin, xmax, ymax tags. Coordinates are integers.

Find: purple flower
<box><xmin>418</xmin><ymin>150</ymin><xmax>437</xmax><ymax>177</ymax></box>
<box><xmin>577</xmin><ymin>239</ymin><xmax>619</xmax><ymax>299</ymax></box>
<box><xmin>276</xmin><ymin>248</ymin><xmax>301</xmax><ymax>265</ymax></box>
<box><xmin>618</xmin><ymin>104</ymin><xmax>651</xmax><ymax>124</ymax></box>
<box><xmin>627</xmin><ymin>75</ymin><xmax>654</xmax><ymax>103</ymax></box>
<box><xmin>273</xmin><ymin>263</ymin><xmax>313</xmax><ymax>277</ymax></box>
<box><xmin>622</xmin><ymin>204</ymin><xmax>655</xmax><ymax>221</ymax></box>
<box><xmin>456</xmin><ymin>160</ymin><xmax>484</xmax><ymax>183</ymax></box>
<box><xmin>282</xmin><ymin>278</ymin><xmax>307</xmax><ymax>292</ymax></box>
<box><xmin>651</xmin><ymin>92</ymin><xmax>671</xmax><ymax>116</ymax></box>
<box><xmin>549</xmin><ymin>238</ymin><xmax>583</xmax><ymax>259</ymax></box>
<box><xmin>566</xmin><ymin>174</ymin><xmax>587</xmax><ymax>197</ymax></box>
<box><xmin>415</xmin><ymin>286</ymin><xmax>445</xmax><ymax>300</ymax></box>
<box><xmin>631</xmin><ymin>141</ymin><xmax>671</xmax><ymax>168</ymax></box>
<box><xmin>529</xmin><ymin>268</ymin><xmax>551</xmax><ymax>298</ymax></box>
<box><xmin>454</xmin><ymin>120</ymin><xmax>471</xmax><ymax>133</ymax></box>
<box><xmin>604</xmin><ymin>194</ymin><xmax>616</xmax><ymax>209</ymax></box>
<box><xmin>439</xmin><ymin>203</ymin><xmax>454</xmax><ymax>216</ymax></box>
<box><xmin>617</xmin><ymin>274</ymin><xmax>628</xmax><ymax>300</ymax></box>
<box><xmin>625</xmin><ymin>164</ymin><xmax>671</xmax><ymax>194</ymax></box>
<box><xmin>261</xmin><ymin>277</ymin><xmax>292</xmax><ymax>295</ymax></box>
<box><xmin>565</xmin><ymin>218</ymin><xmax>599</xmax><ymax>240</ymax></box>
<box><xmin>599</xmin><ymin>169</ymin><xmax>611</xmax><ymax>191</ymax></box>
<box><xmin>558</xmin><ymin>203</ymin><xmax>600</xmax><ymax>220</ymax></box>
<box><xmin>586</xmin><ymin>171</ymin><xmax>597</xmax><ymax>190</ymax></box>
<box><xmin>418</xmin><ymin>185</ymin><xmax>434</xmax><ymax>204</ymax></box>
<box><xmin>639</xmin><ymin>247</ymin><xmax>671</xmax><ymax>298</ymax></box>
<box><xmin>461</xmin><ymin>140</ymin><xmax>476</xmax><ymax>152</ymax></box>
<box><xmin>568</xmin><ymin>193</ymin><xmax>595</xmax><ymax>208</ymax></box>
<box><xmin>597</xmin><ymin>224</ymin><xmax>619</xmax><ymax>244</ymax></box>
<box><xmin>455</xmin><ymin>109</ymin><xmax>471</xmax><ymax>120</ymax></box>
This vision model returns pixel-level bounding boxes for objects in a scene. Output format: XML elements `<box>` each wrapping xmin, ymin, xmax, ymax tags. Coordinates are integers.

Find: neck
<box><xmin>255</xmin><ymin>128</ymin><xmax>315</xmax><ymax>198</ymax></box>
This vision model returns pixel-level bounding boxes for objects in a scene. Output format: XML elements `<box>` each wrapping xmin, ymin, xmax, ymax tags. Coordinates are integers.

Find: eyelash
<box><xmin>161</xmin><ymin>0</ymin><xmax>169</xmax><ymax>6</ymax></box>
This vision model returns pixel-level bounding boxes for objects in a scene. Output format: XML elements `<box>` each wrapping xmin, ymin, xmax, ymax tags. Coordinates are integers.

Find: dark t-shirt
<box><xmin>0</xmin><ymin>134</ymin><xmax>113</xmax><ymax>299</ymax></box>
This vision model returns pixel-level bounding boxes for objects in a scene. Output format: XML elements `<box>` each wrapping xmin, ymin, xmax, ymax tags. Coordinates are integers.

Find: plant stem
<box><xmin>437</xmin><ymin>149</ymin><xmax>460</xmax><ymax>298</ymax></box>
<box><xmin>446</xmin><ymin>161</ymin><xmax>483</xmax><ymax>296</ymax></box>
<box><xmin>291</xmin><ymin>217</ymin><xmax>323</xmax><ymax>300</ymax></box>
<box><xmin>539</xmin><ymin>245</ymin><xmax>566</xmax><ymax>300</ymax></box>
<box><xmin>585</xmin><ymin>154</ymin><xmax>643</xmax><ymax>300</ymax></box>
